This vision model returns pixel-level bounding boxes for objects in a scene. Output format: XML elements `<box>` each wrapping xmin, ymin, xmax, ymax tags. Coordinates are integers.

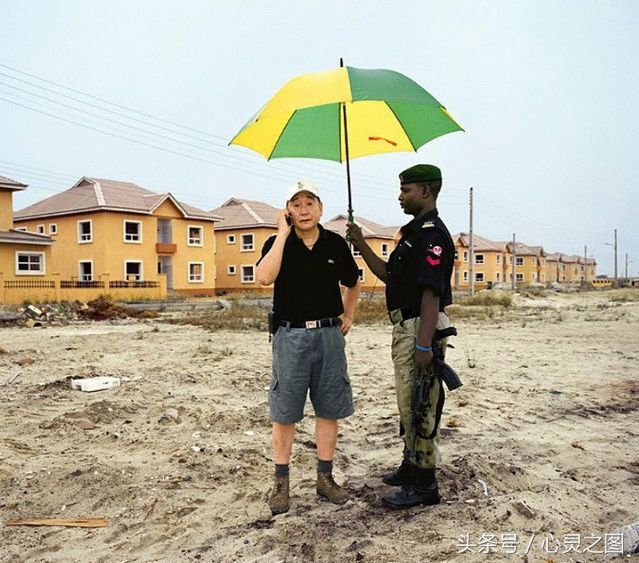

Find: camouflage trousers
<box><xmin>390</xmin><ymin>312</ymin><xmax>450</xmax><ymax>469</ymax></box>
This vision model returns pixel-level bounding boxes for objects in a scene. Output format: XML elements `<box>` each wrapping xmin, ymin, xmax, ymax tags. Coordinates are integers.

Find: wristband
<box><xmin>415</xmin><ymin>344</ymin><xmax>432</xmax><ymax>352</ymax></box>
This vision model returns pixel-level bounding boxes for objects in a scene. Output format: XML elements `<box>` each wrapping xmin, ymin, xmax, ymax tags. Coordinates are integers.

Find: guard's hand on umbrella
<box><xmin>277</xmin><ymin>209</ymin><xmax>292</xmax><ymax>234</ymax></box>
<box><xmin>346</xmin><ymin>221</ymin><xmax>363</xmax><ymax>247</ymax></box>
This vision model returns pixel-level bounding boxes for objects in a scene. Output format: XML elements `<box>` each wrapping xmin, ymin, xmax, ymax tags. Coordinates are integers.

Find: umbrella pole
<box><xmin>339</xmin><ymin>58</ymin><xmax>354</xmax><ymax>225</ymax></box>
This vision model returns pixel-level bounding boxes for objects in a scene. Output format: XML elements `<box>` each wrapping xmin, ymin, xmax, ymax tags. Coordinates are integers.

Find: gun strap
<box><xmin>418</xmin><ymin>376</ymin><xmax>446</xmax><ymax>440</ymax></box>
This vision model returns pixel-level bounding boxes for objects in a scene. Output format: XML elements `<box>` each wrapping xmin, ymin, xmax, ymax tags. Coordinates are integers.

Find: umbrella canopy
<box><xmin>230</xmin><ymin>65</ymin><xmax>463</xmax><ymax>162</ymax></box>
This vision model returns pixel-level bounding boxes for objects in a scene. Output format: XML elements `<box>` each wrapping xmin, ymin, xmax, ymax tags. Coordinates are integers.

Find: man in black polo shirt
<box><xmin>347</xmin><ymin>164</ymin><xmax>455</xmax><ymax>509</ymax></box>
<box><xmin>256</xmin><ymin>181</ymin><xmax>361</xmax><ymax>515</ymax></box>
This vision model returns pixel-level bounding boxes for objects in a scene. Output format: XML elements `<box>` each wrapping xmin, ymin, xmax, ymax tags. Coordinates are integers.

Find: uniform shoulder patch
<box><xmin>422</xmin><ymin>221</ymin><xmax>435</xmax><ymax>229</ymax></box>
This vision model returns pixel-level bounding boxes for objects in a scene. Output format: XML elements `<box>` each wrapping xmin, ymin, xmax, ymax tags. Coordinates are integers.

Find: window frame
<box><xmin>240</xmin><ymin>233</ymin><xmax>255</xmax><ymax>252</ymax></box>
<box><xmin>227</xmin><ymin>265</ymin><xmax>236</xmax><ymax>275</ymax></box>
<box><xmin>475</xmin><ymin>253</ymin><xmax>484</xmax><ymax>264</ymax></box>
<box><xmin>380</xmin><ymin>243</ymin><xmax>389</xmax><ymax>258</ymax></box>
<box><xmin>241</xmin><ymin>264</ymin><xmax>255</xmax><ymax>283</ymax></box>
<box><xmin>188</xmin><ymin>262</ymin><xmax>204</xmax><ymax>283</ymax></box>
<box><xmin>123</xmin><ymin>220</ymin><xmax>143</xmax><ymax>243</ymax></box>
<box><xmin>15</xmin><ymin>251</ymin><xmax>45</xmax><ymax>276</ymax></box>
<box><xmin>124</xmin><ymin>260</ymin><xmax>143</xmax><ymax>282</ymax></box>
<box><xmin>475</xmin><ymin>272</ymin><xmax>484</xmax><ymax>282</ymax></box>
<box><xmin>515</xmin><ymin>256</ymin><xmax>524</xmax><ymax>266</ymax></box>
<box><xmin>77</xmin><ymin>219</ymin><xmax>93</xmax><ymax>243</ymax></box>
<box><xmin>358</xmin><ymin>268</ymin><xmax>365</xmax><ymax>282</ymax></box>
<box><xmin>49</xmin><ymin>223</ymin><xmax>58</xmax><ymax>235</ymax></box>
<box><xmin>78</xmin><ymin>260</ymin><xmax>94</xmax><ymax>282</ymax></box>
<box><xmin>36</xmin><ymin>224</ymin><xmax>45</xmax><ymax>234</ymax></box>
<box><xmin>227</xmin><ymin>234</ymin><xmax>236</xmax><ymax>244</ymax></box>
<box><xmin>187</xmin><ymin>225</ymin><xmax>204</xmax><ymax>247</ymax></box>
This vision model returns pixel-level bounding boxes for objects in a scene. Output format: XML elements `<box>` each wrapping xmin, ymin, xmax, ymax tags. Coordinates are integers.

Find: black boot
<box><xmin>382</xmin><ymin>460</ymin><xmax>411</xmax><ymax>486</ymax></box>
<box><xmin>382</xmin><ymin>466</ymin><xmax>440</xmax><ymax>509</ymax></box>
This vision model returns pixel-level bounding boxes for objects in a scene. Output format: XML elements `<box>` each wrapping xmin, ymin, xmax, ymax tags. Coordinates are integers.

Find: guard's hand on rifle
<box><xmin>414</xmin><ymin>348</ymin><xmax>434</xmax><ymax>377</ymax></box>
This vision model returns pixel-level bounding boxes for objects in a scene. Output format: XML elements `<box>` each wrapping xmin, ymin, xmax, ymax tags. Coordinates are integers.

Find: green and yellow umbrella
<box><xmin>230</xmin><ymin>61</ymin><xmax>462</xmax><ymax>218</ymax></box>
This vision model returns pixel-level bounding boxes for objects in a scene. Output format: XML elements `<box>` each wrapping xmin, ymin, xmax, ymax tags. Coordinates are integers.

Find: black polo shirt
<box><xmin>259</xmin><ymin>224</ymin><xmax>359</xmax><ymax>322</ymax></box>
<box><xmin>385</xmin><ymin>208</ymin><xmax>454</xmax><ymax>313</ymax></box>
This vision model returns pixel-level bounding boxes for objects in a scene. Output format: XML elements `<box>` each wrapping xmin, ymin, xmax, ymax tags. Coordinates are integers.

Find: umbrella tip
<box><xmin>339</xmin><ymin>58</ymin><xmax>344</xmax><ymax>67</ymax></box>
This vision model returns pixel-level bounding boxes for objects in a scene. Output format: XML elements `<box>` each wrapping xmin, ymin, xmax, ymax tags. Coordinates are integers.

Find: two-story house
<box><xmin>210</xmin><ymin>198</ymin><xmax>280</xmax><ymax>293</ymax></box>
<box><xmin>453</xmin><ymin>233</ymin><xmax>508</xmax><ymax>289</ymax></box>
<box><xmin>0</xmin><ymin>175</ymin><xmax>54</xmax><ymax>303</ymax></box>
<box><xmin>13</xmin><ymin>177</ymin><xmax>221</xmax><ymax>296</ymax></box>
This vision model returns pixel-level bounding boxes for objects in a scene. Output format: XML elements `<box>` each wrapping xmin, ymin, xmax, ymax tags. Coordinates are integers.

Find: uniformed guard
<box><xmin>346</xmin><ymin>164</ymin><xmax>455</xmax><ymax>508</ymax></box>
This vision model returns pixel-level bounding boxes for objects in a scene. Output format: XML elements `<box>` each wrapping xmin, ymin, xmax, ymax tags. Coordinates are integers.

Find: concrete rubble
<box><xmin>0</xmin><ymin>297</ymin><xmax>158</xmax><ymax>328</ymax></box>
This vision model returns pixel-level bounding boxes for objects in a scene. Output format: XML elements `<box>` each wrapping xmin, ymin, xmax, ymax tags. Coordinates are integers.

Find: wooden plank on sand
<box><xmin>4</xmin><ymin>518</ymin><xmax>108</xmax><ymax>528</ymax></box>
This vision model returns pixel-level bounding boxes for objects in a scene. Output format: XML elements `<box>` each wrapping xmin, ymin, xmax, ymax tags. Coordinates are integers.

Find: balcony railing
<box><xmin>156</xmin><ymin>243</ymin><xmax>177</xmax><ymax>254</ymax></box>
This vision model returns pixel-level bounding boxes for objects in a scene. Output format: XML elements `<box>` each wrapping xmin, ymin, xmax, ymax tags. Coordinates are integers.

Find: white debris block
<box><xmin>70</xmin><ymin>376</ymin><xmax>121</xmax><ymax>392</ymax></box>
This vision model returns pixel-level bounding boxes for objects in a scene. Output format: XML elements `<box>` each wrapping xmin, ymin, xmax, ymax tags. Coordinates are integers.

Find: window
<box><xmin>241</xmin><ymin>233</ymin><xmax>254</xmax><ymax>251</ymax></box>
<box><xmin>496</xmin><ymin>272</ymin><xmax>501</xmax><ymax>281</ymax></box>
<box><xmin>515</xmin><ymin>257</ymin><xmax>524</xmax><ymax>266</ymax></box>
<box><xmin>227</xmin><ymin>234</ymin><xmax>236</xmax><ymax>244</ymax></box>
<box><xmin>79</xmin><ymin>261</ymin><xmax>93</xmax><ymax>282</ymax></box>
<box><xmin>463</xmin><ymin>251</ymin><xmax>468</xmax><ymax>262</ymax></box>
<box><xmin>241</xmin><ymin>265</ymin><xmax>255</xmax><ymax>283</ymax></box>
<box><xmin>188</xmin><ymin>225</ymin><xmax>203</xmax><ymax>246</ymax></box>
<box><xmin>227</xmin><ymin>265</ymin><xmax>236</xmax><ymax>275</ymax></box>
<box><xmin>78</xmin><ymin>220</ymin><xmax>92</xmax><ymax>243</ymax></box>
<box><xmin>49</xmin><ymin>224</ymin><xmax>57</xmax><ymax>235</ymax></box>
<box><xmin>37</xmin><ymin>224</ymin><xmax>45</xmax><ymax>234</ymax></box>
<box><xmin>496</xmin><ymin>254</ymin><xmax>501</xmax><ymax>264</ymax></box>
<box><xmin>463</xmin><ymin>271</ymin><xmax>468</xmax><ymax>282</ymax></box>
<box><xmin>15</xmin><ymin>227</ymin><xmax>27</xmax><ymax>232</ymax></box>
<box><xmin>125</xmin><ymin>261</ymin><xmax>143</xmax><ymax>281</ymax></box>
<box><xmin>124</xmin><ymin>221</ymin><xmax>142</xmax><ymax>242</ymax></box>
<box><xmin>381</xmin><ymin>243</ymin><xmax>389</xmax><ymax>257</ymax></box>
<box><xmin>352</xmin><ymin>247</ymin><xmax>361</xmax><ymax>257</ymax></box>
<box><xmin>516</xmin><ymin>273</ymin><xmax>524</xmax><ymax>282</ymax></box>
<box><xmin>358</xmin><ymin>268</ymin><xmax>365</xmax><ymax>282</ymax></box>
<box><xmin>16</xmin><ymin>252</ymin><xmax>45</xmax><ymax>275</ymax></box>
<box><xmin>475</xmin><ymin>272</ymin><xmax>484</xmax><ymax>282</ymax></box>
<box><xmin>189</xmin><ymin>262</ymin><xmax>204</xmax><ymax>283</ymax></box>
<box><xmin>475</xmin><ymin>254</ymin><xmax>484</xmax><ymax>264</ymax></box>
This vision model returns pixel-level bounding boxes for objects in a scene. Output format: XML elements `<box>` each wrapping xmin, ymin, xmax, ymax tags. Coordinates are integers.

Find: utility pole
<box><xmin>511</xmin><ymin>233</ymin><xmax>516</xmax><ymax>291</ymax></box>
<box><xmin>469</xmin><ymin>187</ymin><xmax>474</xmax><ymax>296</ymax></box>
<box><xmin>614</xmin><ymin>228</ymin><xmax>618</xmax><ymax>282</ymax></box>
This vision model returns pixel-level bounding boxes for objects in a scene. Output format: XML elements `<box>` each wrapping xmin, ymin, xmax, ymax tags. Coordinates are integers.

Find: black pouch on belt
<box><xmin>267</xmin><ymin>311</ymin><xmax>279</xmax><ymax>342</ymax></box>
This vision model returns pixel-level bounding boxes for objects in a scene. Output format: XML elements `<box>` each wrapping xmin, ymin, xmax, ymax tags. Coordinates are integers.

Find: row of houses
<box><xmin>1</xmin><ymin>174</ymin><xmax>597</xmax><ymax>304</ymax></box>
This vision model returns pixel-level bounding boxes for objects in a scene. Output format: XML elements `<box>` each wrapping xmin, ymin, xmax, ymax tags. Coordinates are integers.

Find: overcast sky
<box><xmin>1</xmin><ymin>1</ymin><xmax>637</xmax><ymax>276</ymax></box>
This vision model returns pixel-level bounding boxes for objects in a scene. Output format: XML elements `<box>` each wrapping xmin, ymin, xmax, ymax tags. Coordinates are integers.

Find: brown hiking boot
<box><xmin>268</xmin><ymin>474</ymin><xmax>289</xmax><ymax>515</ymax></box>
<box><xmin>316</xmin><ymin>471</ymin><xmax>349</xmax><ymax>505</ymax></box>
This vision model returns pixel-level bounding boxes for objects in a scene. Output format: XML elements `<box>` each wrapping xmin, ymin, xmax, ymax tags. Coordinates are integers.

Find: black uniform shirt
<box><xmin>385</xmin><ymin>208</ymin><xmax>454</xmax><ymax>313</ymax></box>
<box><xmin>259</xmin><ymin>224</ymin><xmax>359</xmax><ymax>322</ymax></box>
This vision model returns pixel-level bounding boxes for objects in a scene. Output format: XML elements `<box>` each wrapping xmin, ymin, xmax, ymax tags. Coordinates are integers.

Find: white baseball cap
<box><xmin>286</xmin><ymin>180</ymin><xmax>320</xmax><ymax>202</ymax></box>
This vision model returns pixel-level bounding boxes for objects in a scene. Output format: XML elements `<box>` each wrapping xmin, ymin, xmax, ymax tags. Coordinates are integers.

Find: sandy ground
<box><xmin>0</xmin><ymin>291</ymin><xmax>638</xmax><ymax>563</ymax></box>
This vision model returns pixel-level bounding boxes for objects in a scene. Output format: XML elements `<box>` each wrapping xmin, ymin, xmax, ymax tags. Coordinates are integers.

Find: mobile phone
<box><xmin>285</xmin><ymin>212</ymin><xmax>292</xmax><ymax>226</ymax></box>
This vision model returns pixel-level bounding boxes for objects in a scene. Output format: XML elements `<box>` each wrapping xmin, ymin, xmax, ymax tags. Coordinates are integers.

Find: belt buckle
<box><xmin>305</xmin><ymin>320</ymin><xmax>318</xmax><ymax>329</ymax></box>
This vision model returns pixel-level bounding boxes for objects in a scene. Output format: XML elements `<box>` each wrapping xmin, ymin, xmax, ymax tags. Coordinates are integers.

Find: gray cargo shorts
<box><xmin>269</xmin><ymin>325</ymin><xmax>354</xmax><ymax>424</ymax></box>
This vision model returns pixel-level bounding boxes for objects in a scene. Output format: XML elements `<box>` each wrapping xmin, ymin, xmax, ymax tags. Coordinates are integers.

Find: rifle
<box><xmin>410</xmin><ymin>326</ymin><xmax>462</xmax><ymax>449</ymax></box>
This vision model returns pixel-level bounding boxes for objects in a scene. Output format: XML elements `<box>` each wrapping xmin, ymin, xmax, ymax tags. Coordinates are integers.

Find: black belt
<box><xmin>280</xmin><ymin>317</ymin><xmax>341</xmax><ymax>329</ymax></box>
